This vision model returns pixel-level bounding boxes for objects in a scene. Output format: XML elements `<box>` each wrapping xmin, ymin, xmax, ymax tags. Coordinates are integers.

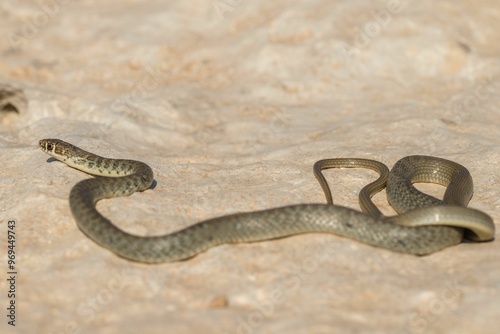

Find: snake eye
<box><xmin>47</xmin><ymin>143</ymin><xmax>53</xmax><ymax>151</ymax></box>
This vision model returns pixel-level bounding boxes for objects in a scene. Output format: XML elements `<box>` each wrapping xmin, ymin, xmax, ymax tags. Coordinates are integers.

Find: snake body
<box><xmin>39</xmin><ymin>139</ymin><xmax>495</xmax><ymax>263</ymax></box>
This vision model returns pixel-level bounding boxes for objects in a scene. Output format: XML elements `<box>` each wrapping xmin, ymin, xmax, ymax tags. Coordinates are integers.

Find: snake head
<box><xmin>39</xmin><ymin>139</ymin><xmax>58</xmax><ymax>154</ymax></box>
<box><xmin>39</xmin><ymin>138</ymin><xmax>73</xmax><ymax>161</ymax></box>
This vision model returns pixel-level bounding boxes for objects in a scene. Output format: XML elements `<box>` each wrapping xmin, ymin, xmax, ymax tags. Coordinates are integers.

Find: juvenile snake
<box><xmin>39</xmin><ymin>139</ymin><xmax>495</xmax><ymax>263</ymax></box>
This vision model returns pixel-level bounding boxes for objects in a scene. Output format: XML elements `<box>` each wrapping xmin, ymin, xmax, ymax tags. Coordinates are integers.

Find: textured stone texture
<box><xmin>0</xmin><ymin>1</ymin><xmax>499</xmax><ymax>333</ymax></box>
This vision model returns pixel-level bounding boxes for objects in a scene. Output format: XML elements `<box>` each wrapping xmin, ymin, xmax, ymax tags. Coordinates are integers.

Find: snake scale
<box><xmin>39</xmin><ymin>139</ymin><xmax>495</xmax><ymax>263</ymax></box>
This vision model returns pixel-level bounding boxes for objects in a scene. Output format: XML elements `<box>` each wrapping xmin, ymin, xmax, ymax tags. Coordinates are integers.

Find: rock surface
<box><xmin>0</xmin><ymin>1</ymin><xmax>499</xmax><ymax>333</ymax></box>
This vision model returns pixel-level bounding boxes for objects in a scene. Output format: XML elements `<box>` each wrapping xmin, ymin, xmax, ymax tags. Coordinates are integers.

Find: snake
<box><xmin>39</xmin><ymin>139</ymin><xmax>495</xmax><ymax>263</ymax></box>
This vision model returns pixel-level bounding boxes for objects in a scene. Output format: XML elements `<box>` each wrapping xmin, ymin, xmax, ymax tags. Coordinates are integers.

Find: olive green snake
<box><xmin>39</xmin><ymin>139</ymin><xmax>495</xmax><ymax>263</ymax></box>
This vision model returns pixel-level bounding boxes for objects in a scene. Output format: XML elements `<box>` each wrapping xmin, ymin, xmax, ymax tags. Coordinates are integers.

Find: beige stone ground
<box><xmin>1</xmin><ymin>1</ymin><xmax>499</xmax><ymax>333</ymax></box>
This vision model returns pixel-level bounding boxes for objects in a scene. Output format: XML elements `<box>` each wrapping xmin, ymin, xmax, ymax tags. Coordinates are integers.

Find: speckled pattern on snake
<box><xmin>39</xmin><ymin>139</ymin><xmax>495</xmax><ymax>263</ymax></box>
